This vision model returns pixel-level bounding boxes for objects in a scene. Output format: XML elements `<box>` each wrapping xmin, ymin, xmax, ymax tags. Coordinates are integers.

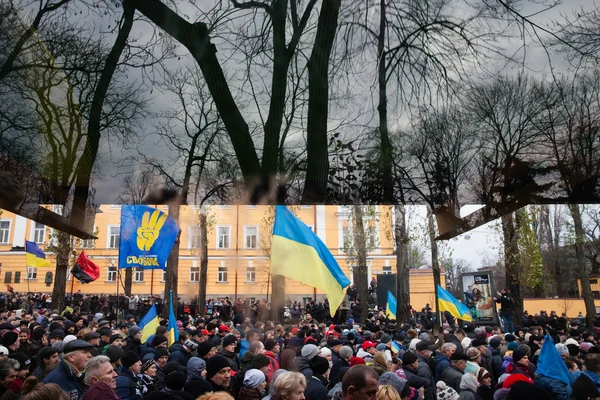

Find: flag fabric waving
<box><xmin>167</xmin><ymin>291</ymin><xmax>179</xmax><ymax>346</ymax></box>
<box><xmin>71</xmin><ymin>251</ymin><xmax>100</xmax><ymax>283</ymax></box>
<box><xmin>139</xmin><ymin>304</ymin><xmax>160</xmax><ymax>344</ymax></box>
<box><xmin>437</xmin><ymin>285</ymin><xmax>473</xmax><ymax>321</ymax></box>
<box><xmin>118</xmin><ymin>205</ymin><xmax>179</xmax><ymax>270</ymax></box>
<box><xmin>386</xmin><ymin>291</ymin><xmax>397</xmax><ymax>320</ymax></box>
<box><xmin>537</xmin><ymin>334</ymin><xmax>572</xmax><ymax>386</ymax></box>
<box><xmin>25</xmin><ymin>241</ymin><xmax>52</xmax><ymax>267</ymax></box>
<box><xmin>270</xmin><ymin>206</ymin><xmax>350</xmax><ymax>316</ymax></box>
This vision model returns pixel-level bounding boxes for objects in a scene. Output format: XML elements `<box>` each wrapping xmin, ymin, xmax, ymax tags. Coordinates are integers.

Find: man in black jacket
<box><xmin>206</xmin><ymin>355</ymin><xmax>232</xmax><ymax>393</ymax></box>
<box><xmin>306</xmin><ymin>356</ymin><xmax>329</xmax><ymax>400</ymax></box>
<box><xmin>494</xmin><ymin>288</ymin><xmax>515</xmax><ymax>333</ymax></box>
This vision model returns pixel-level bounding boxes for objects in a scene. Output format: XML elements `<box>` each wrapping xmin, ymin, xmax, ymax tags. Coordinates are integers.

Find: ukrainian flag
<box><xmin>167</xmin><ymin>291</ymin><xmax>179</xmax><ymax>346</ymax></box>
<box><xmin>437</xmin><ymin>285</ymin><xmax>472</xmax><ymax>321</ymax></box>
<box><xmin>386</xmin><ymin>291</ymin><xmax>397</xmax><ymax>320</ymax></box>
<box><xmin>25</xmin><ymin>241</ymin><xmax>52</xmax><ymax>267</ymax></box>
<box><xmin>270</xmin><ymin>206</ymin><xmax>350</xmax><ymax>316</ymax></box>
<box><xmin>139</xmin><ymin>304</ymin><xmax>160</xmax><ymax>344</ymax></box>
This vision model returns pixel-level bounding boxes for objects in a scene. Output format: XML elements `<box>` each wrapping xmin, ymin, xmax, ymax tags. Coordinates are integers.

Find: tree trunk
<box><xmin>163</xmin><ymin>203</ymin><xmax>181</xmax><ymax>316</ymax></box>
<box><xmin>197</xmin><ymin>210</ymin><xmax>208</xmax><ymax>317</ymax></box>
<box><xmin>51</xmin><ymin>230</ymin><xmax>71</xmax><ymax>311</ymax></box>
<box><xmin>353</xmin><ymin>206</ymin><xmax>369</xmax><ymax>323</ymax></box>
<box><xmin>124</xmin><ymin>269</ymin><xmax>133</xmax><ymax>297</ymax></box>
<box><xmin>377</xmin><ymin>0</ymin><xmax>394</xmax><ymax>204</ymax></box>
<box><xmin>427</xmin><ymin>208</ymin><xmax>441</xmax><ymax>332</ymax></box>
<box><xmin>501</xmin><ymin>212</ymin><xmax>523</xmax><ymax>324</ymax></box>
<box><xmin>302</xmin><ymin>0</ymin><xmax>341</xmax><ymax>203</ymax></box>
<box><xmin>394</xmin><ymin>204</ymin><xmax>411</xmax><ymax>321</ymax></box>
<box><xmin>569</xmin><ymin>204</ymin><xmax>596</xmax><ymax>328</ymax></box>
<box><xmin>270</xmin><ymin>275</ymin><xmax>286</xmax><ymax>322</ymax></box>
<box><xmin>72</xmin><ymin>0</ymin><xmax>134</xmax><ymax>231</ymax></box>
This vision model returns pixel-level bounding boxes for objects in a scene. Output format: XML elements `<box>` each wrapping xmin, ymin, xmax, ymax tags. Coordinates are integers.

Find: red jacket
<box><xmin>265</xmin><ymin>350</ymin><xmax>280</xmax><ymax>382</ymax></box>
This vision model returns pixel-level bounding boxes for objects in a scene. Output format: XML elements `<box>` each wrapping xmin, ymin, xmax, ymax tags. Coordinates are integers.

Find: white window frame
<box><xmin>82</xmin><ymin>225</ymin><xmax>96</xmax><ymax>248</ymax></box>
<box><xmin>162</xmin><ymin>269</ymin><xmax>166</xmax><ymax>283</ymax></box>
<box><xmin>31</xmin><ymin>221</ymin><xmax>46</xmax><ymax>244</ymax></box>
<box><xmin>134</xmin><ymin>267</ymin><xmax>144</xmax><ymax>283</ymax></box>
<box><xmin>300</xmin><ymin>205</ymin><xmax>313</xmax><ymax>209</ymax></box>
<box><xmin>190</xmin><ymin>261</ymin><xmax>199</xmax><ymax>282</ymax></box>
<box><xmin>216</xmin><ymin>225</ymin><xmax>231</xmax><ymax>249</ymax></box>
<box><xmin>217</xmin><ymin>261</ymin><xmax>228</xmax><ymax>283</ymax></box>
<box><xmin>342</xmin><ymin>226</ymin><xmax>350</xmax><ymax>248</ymax></box>
<box><xmin>246</xmin><ymin>261</ymin><xmax>256</xmax><ymax>283</ymax></box>
<box><xmin>107</xmin><ymin>264</ymin><xmax>117</xmax><ymax>282</ymax></box>
<box><xmin>246</xmin><ymin>205</ymin><xmax>257</xmax><ymax>209</ymax></box>
<box><xmin>107</xmin><ymin>225</ymin><xmax>120</xmax><ymax>249</ymax></box>
<box><xmin>367</xmin><ymin>226</ymin><xmax>379</xmax><ymax>248</ymax></box>
<box><xmin>0</xmin><ymin>220</ymin><xmax>11</xmax><ymax>244</ymax></box>
<box><xmin>111</xmin><ymin>204</ymin><xmax>122</xmax><ymax>209</ymax></box>
<box><xmin>189</xmin><ymin>225</ymin><xmax>201</xmax><ymax>249</ymax></box>
<box><xmin>217</xmin><ymin>205</ymin><xmax>230</xmax><ymax>209</ymax></box>
<box><xmin>244</xmin><ymin>225</ymin><xmax>258</xmax><ymax>249</ymax></box>
<box><xmin>26</xmin><ymin>266</ymin><xmax>37</xmax><ymax>280</ymax></box>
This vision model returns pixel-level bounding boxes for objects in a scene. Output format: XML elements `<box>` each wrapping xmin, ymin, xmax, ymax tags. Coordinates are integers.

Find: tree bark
<box><xmin>394</xmin><ymin>204</ymin><xmax>411</xmax><ymax>321</ymax></box>
<box><xmin>270</xmin><ymin>275</ymin><xmax>286</xmax><ymax>322</ymax></box>
<box><xmin>124</xmin><ymin>269</ymin><xmax>133</xmax><ymax>297</ymax></box>
<box><xmin>569</xmin><ymin>204</ymin><xmax>596</xmax><ymax>328</ymax></box>
<box><xmin>501</xmin><ymin>212</ymin><xmax>523</xmax><ymax>324</ymax></box>
<box><xmin>302</xmin><ymin>0</ymin><xmax>341</xmax><ymax>203</ymax></box>
<box><xmin>427</xmin><ymin>208</ymin><xmax>441</xmax><ymax>332</ymax></box>
<box><xmin>163</xmin><ymin>204</ymin><xmax>181</xmax><ymax>316</ymax></box>
<box><xmin>197</xmin><ymin>210</ymin><xmax>208</xmax><ymax>317</ymax></box>
<box><xmin>352</xmin><ymin>206</ymin><xmax>369</xmax><ymax>323</ymax></box>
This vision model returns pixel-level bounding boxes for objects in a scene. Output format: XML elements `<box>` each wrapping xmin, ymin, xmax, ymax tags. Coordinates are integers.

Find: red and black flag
<box><xmin>71</xmin><ymin>251</ymin><xmax>100</xmax><ymax>283</ymax></box>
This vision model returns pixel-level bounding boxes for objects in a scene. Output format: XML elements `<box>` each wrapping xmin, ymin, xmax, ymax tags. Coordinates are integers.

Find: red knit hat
<box><xmin>350</xmin><ymin>356</ymin><xmax>366</xmax><ymax>367</ymax></box>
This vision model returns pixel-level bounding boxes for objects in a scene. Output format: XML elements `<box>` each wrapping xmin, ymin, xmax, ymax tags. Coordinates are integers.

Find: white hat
<box><xmin>0</xmin><ymin>346</ymin><xmax>8</xmax><ymax>355</ymax></box>
<box><xmin>565</xmin><ymin>338</ymin><xmax>580</xmax><ymax>347</ymax></box>
<box><xmin>64</xmin><ymin>335</ymin><xmax>77</xmax><ymax>344</ymax></box>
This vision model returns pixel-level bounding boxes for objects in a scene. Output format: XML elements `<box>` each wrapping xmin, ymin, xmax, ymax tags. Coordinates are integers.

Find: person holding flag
<box><xmin>535</xmin><ymin>335</ymin><xmax>573</xmax><ymax>400</ymax></box>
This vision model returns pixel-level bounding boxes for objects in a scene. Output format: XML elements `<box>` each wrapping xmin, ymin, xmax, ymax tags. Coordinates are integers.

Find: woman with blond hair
<box><xmin>377</xmin><ymin>385</ymin><xmax>402</xmax><ymax>400</ymax></box>
<box><xmin>20</xmin><ymin>383</ymin><xmax>69</xmax><ymax>400</ymax></box>
<box><xmin>272</xmin><ymin>371</ymin><xmax>307</xmax><ymax>400</ymax></box>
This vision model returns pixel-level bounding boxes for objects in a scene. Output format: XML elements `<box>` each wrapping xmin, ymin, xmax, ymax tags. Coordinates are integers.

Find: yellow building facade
<box><xmin>0</xmin><ymin>205</ymin><xmax>443</xmax><ymax>307</ymax></box>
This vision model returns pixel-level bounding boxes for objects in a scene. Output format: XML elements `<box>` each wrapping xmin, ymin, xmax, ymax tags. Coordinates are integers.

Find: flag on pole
<box><xmin>167</xmin><ymin>291</ymin><xmax>179</xmax><ymax>346</ymax></box>
<box><xmin>270</xmin><ymin>206</ymin><xmax>350</xmax><ymax>316</ymax></box>
<box><xmin>25</xmin><ymin>241</ymin><xmax>52</xmax><ymax>267</ymax></box>
<box><xmin>437</xmin><ymin>285</ymin><xmax>473</xmax><ymax>321</ymax></box>
<box><xmin>386</xmin><ymin>291</ymin><xmax>397</xmax><ymax>320</ymax></box>
<box><xmin>70</xmin><ymin>251</ymin><xmax>100</xmax><ymax>283</ymax></box>
<box><xmin>537</xmin><ymin>334</ymin><xmax>572</xmax><ymax>386</ymax></box>
<box><xmin>139</xmin><ymin>304</ymin><xmax>160</xmax><ymax>344</ymax></box>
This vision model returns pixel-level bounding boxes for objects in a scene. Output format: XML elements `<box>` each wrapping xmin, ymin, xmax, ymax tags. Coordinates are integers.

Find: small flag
<box><xmin>25</xmin><ymin>241</ymin><xmax>52</xmax><ymax>267</ymax></box>
<box><xmin>386</xmin><ymin>291</ymin><xmax>397</xmax><ymax>320</ymax></box>
<box><xmin>537</xmin><ymin>334</ymin><xmax>572</xmax><ymax>386</ymax></box>
<box><xmin>437</xmin><ymin>285</ymin><xmax>473</xmax><ymax>321</ymax></box>
<box><xmin>167</xmin><ymin>291</ymin><xmax>179</xmax><ymax>346</ymax></box>
<box><xmin>390</xmin><ymin>341</ymin><xmax>401</xmax><ymax>355</ymax></box>
<box><xmin>71</xmin><ymin>251</ymin><xmax>100</xmax><ymax>283</ymax></box>
<box><xmin>270</xmin><ymin>206</ymin><xmax>350</xmax><ymax>316</ymax></box>
<box><xmin>139</xmin><ymin>304</ymin><xmax>160</xmax><ymax>344</ymax></box>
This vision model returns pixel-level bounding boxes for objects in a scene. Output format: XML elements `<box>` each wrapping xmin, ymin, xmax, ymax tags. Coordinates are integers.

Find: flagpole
<box><xmin>116</xmin><ymin>266</ymin><xmax>120</xmax><ymax>323</ymax></box>
<box><xmin>313</xmin><ymin>207</ymin><xmax>317</xmax><ymax>301</ymax></box>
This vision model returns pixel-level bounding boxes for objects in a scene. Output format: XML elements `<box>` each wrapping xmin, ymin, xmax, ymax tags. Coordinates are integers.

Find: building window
<box><xmin>111</xmin><ymin>205</ymin><xmax>122</xmax><ymax>209</ymax></box>
<box><xmin>107</xmin><ymin>265</ymin><xmax>117</xmax><ymax>282</ymax></box>
<box><xmin>300</xmin><ymin>205</ymin><xmax>313</xmax><ymax>209</ymax></box>
<box><xmin>246</xmin><ymin>205</ymin><xmax>257</xmax><ymax>209</ymax></box>
<box><xmin>134</xmin><ymin>268</ymin><xmax>144</xmax><ymax>282</ymax></box>
<box><xmin>246</xmin><ymin>261</ymin><xmax>256</xmax><ymax>282</ymax></box>
<box><xmin>26</xmin><ymin>267</ymin><xmax>37</xmax><ymax>280</ymax></box>
<box><xmin>217</xmin><ymin>226</ymin><xmax>230</xmax><ymax>249</ymax></box>
<box><xmin>218</xmin><ymin>262</ymin><xmax>228</xmax><ymax>282</ymax></box>
<box><xmin>162</xmin><ymin>269</ymin><xmax>166</xmax><ymax>282</ymax></box>
<box><xmin>0</xmin><ymin>221</ymin><xmax>9</xmax><ymax>244</ymax></box>
<box><xmin>108</xmin><ymin>226</ymin><xmax>120</xmax><ymax>248</ymax></box>
<box><xmin>245</xmin><ymin>226</ymin><xmax>258</xmax><ymax>249</ymax></box>
<box><xmin>591</xmin><ymin>279</ymin><xmax>598</xmax><ymax>284</ymax></box>
<box><xmin>342</xmin><ymin>226</ymin><xmax>350</xmax><ymax>248</ymax></box>
<box><xmin>383</xmin><ymin>265</ymin><xmax>392</xmax><ymax>274</ymax></box>
<box><xmin>189</xmin><ymin>226</ymin><xmax>201</xmax><ymax>249</ymax></box>
<box><xmin>367</xmin><ymin>226</ymin><xmax>378</xmax><ymax>248</ymax></box>
<box><xmin>32</xmin><ymin>222</ymin><xmax>45</xmax><ymax>244</ymax></box>
<box><xmin>190</xmin><ymin>261</ymin><xmax>199</xmax><ymax>282</ymax></box>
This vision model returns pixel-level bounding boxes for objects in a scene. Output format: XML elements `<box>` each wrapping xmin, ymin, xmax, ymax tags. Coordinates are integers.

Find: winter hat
<box><xmin>402</xmin><ymin>351</ymin><xmax>418</xmax><ymax>365</ymax></box>
<box><xmin>494</xmin><ymin>388</ymin><xmax>510</xmax><ymax>400</ymax></box>
<box><xmin>288</xmin><ymin>337</ymin><xmax>303</xmax><ymax>347</ymax></box>
<box><xmin>309</xmin><ymin>356</ymin><xmax>330</xmax><ymax>375</ymax></box>
<box><xmin>243</xmin><ymin>369</ymin><xmax>266</xmax><ymax>388</ymax></box>
<box><xmin>165</xmin><ymin>371</ymin><xmax>186</xmax><ymax>390</ymax></box>
<box><xmin>197</xmin><ymin>342</ymin><xmax>215</xmax><ymax>358</ymax></box>
<box><xmin>319</xmin><ymin>347</ymin><xmax>332</xmax><ymax>358</ymax></box>
<box><xmin>580</xmin><ymin>342</ymin><xmax>594</xmax><ymax>353</ymax></box>
<box><xmin>507</xmin><ymin>342</ymin><xmax>519</xmax><ymax>351</ymax></box>
<box><xmin>206</xmin><ymin>355</ymin><xmax>231</xmax><ymax>379</ymax></box>
<box><xmin>184</xmin><ymin>375</ymin><xmax>213</xmax><ymax>398</ymax></box>
<box><xmin>350</xmin><ymin>356</ymin><xmax>366</xmax><ymax>366</ymax></box>
<box><xmin>106</xmin><ymin>346</ymin><xmax>124</xmax><ymax>364</ymax></box>
<box><xmin>502</xmin><ymin>373</ymin><xmax>533</xmax><ymax>389</ymax></box>
<box><xmin>565</xmin><ymin>338</ymin><xmax>579</xmax><ymax>347</ymax></box>
<box><xmin>436</xmin><ymin>381</ymin><xmax>460</xmax><ymax>400</ymax></box>
<box><xmin>64</xmin><ymin>335</ymin><xmax>77</xmax><ymax>344</ymax></box>
<box><xmin>416</xmin><ymin>341</ymin><xmax>430</xmax><ymax>352</ymax></box>
<box><xmin>476</xmin><ymin>367</ymin><xmax>491</xmax><ymax>383</ymax></box>
<box><xmin>142</xmin><ymin>359</ymin><xmax>155</xmax><ymax>373</ymax></box>
<box><xmin>380</xmin><ymin>372</ymin><xmax>409</xmax><ymax>395</ymax></box>
<box><xmin>9</xmin><ymin>352</ymin><xmax>31</xmax><ymax>371</ymax></box>
<box><xmin>380</xmin><ymin>334</ymin><xmax>392</xmax><ymax>344</ymax></box>
<box><xmin>0</xmin><ymin>346</ymin><xmax>8</xmax><ymax>356</ymax></box>
<box><xmin>184</xmin><ymin>339</ymin><xmax>199</xmax><ymax>352</ymax></box>
<box><xmin>376</xmin><ymin>343</ymin><xmax>387</xmax><ymax>352</ymax></box>
<box><xmin>512</xmin><ymin>349</ymin><xmax>527</xmax><ymax>363</ymax></box>
<box><xmin>251</xmin><ymin>354</ymin><xmax>271</xmax><ymax>369</ymax></box>
<box><xmin>222</xmin><ymin>334</ymin><xmax>237</xmax><ymax>348</ymax></box>
<box><xmin>504</xmin><ymin>334</ymin><xmax>516</xmax><ymax>342</ymax></box>
<box><xmin>301</xmin><ymin>344</ymin><xmax>319</xmax><ymax>360</ymax></box>
<box><xmin>490</xmin><ymin>337</ymin><xmax>502</xmax><ymax>349</ymax></box>
<box><xmin>555</xmin><ymin>343</ymin><xmax>569</xmax><ymax>357</ymax></box>
<box><xmin>121</xmin><ymin>351</ymin><xmax>141</xmax><ymax>369</ymax></box>
<box><xmin>466</xmin><ymin>347</ymin><xmax>481</xmax><ymax>361</ymax></box>
<box><xmin>187</xmin><ymin>357</ymin><xmax>207</xmax><ymax>380</ymax></box>
<box><xmin>109</xmin><ymin>334</ymin><xmax>122</xmax><ymax>344</ymax></box>
<box><xmin>2</xmin><ymin>332</ymin><xmax>18</xmax><ymax>347</ymax></box>
<box><xmin>151</xmin><ymin>335</ymin><xmax>168</xmax><ymax>348</ymax></box>
<box><xmin>128</xmin><ymin>327</ymin><xmax>141</xmax><ymax>337</ymax></box>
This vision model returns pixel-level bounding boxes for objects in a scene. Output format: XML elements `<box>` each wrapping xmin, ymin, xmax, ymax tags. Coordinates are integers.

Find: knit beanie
<box><xmin>151</xmin><ymin>335</ymin><xmax>168</xmax><ymax>348</ymax></box>
<box><xmin>206</xmin><ymin>355</ymin><xmax>231</xmax><ymax>379</ymax></box>
<box><xmin>128</xmin><ymin>327</ymin><xmax>141</xmax><ymax>337</ymax></box>
<box><xmin>350</xmin><ymin>356</ymin><xmax>365</xmax><ymax>367</ymax></box>
<box><xmin>309</xmin><ymin>356</ymin><xmax>330</xmax><ymax>375</ymax></box>
<box><xmin>402</xmin><ymin>351</ymin><xmax>418</xmax><ymax>366</ymax></box>
<box><xmin>106</xmin><ymin>346</ymin><xmax>124</xmax><ymax>364</ymax></box>
<box><xmin>154</xmin><ymin>348</ymin><xmax>169</xmax><ymax>361</ymax></box>
<box><xmin>121</xmin><ymin>350</ymin><xmax>141</xmax><ymax>369</ymax></box>
<box><xmin>512</xmin><ymin>349</ymin><xmax>527</xmax><ymax>363</ymax></box>
<box><xmin>507</xmin><ymin>342</ymin><xmax>519</xmax><ymax>351</ymax></box>
<box><xmin>165</xmin><ymin>371</ymin><xmax>186</xmax><ymax>390</ymax></box>
<box><xmin>222</xmin><ymin>335</ymin><xmax>237</xmax><ymax>348</ymax></box>
<box><xmin>251</xmin><ymin>354</ymin><xmax>271</xmax><ymax>369</ymax></box>
<box><xmin>301</xmin><ymin>344</ymin><xmax>319</xmax><ymax>360</ymax></box>
<box><xmin>243</xmin><ymin>369</ymin><xmax>266</xmax><ymax>388</ymax></box>
<box><xmin>2</xmin><ymin>332</ymin><xmax>18</xmax><ymax>347</ymax></box>
<box><xmin>436</xmin><ymin>381</ymin><xmax>460</xmax><ymax>400</ymax></box>
<box><xmin>109</xmin><ymin>334</ymin><xmax>122</xmax><ymax>344</ymax></box>
<box><xmin>380</xmin><ymin>372</ymin><xmax>408</xmax><ymax>395</ymax></box>
<box><xmin>197</xmin><ymin>342</ymin><xmax>214</xmax><ymax>358</ymax></box>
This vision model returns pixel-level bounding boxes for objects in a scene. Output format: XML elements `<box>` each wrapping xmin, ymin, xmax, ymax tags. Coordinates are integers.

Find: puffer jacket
<box><xmin>416</xmin><ymin>355</ymin><xmax>436</xmax><ymax>400</ymax></box>
<box><xmin>169</xmin><ymin>343</ymin><xmax>191</xmax><ymax>366</ymax></box>
<box><xmin>534</xmin><ymin>373</ymin><xmax>571</xmax><ymax>400</ymax></box>
<box><xmin>434</xmin><ymin>353</ymin><xmax>451</xmax><ymax>382</ymax></box>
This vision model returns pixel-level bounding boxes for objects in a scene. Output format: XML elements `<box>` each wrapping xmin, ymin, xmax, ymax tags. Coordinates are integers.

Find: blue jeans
<box><xmin>502</xmin><ymin>315</ymin><xmax>514</xmax><ymax>333</ymax></box>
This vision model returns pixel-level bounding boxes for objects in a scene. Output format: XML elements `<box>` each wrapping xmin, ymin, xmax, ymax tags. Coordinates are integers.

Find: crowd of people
<box><xmin>0</xmin><ymin>287</ymin><xmax>598</xmax><ymax>400</ymax></box>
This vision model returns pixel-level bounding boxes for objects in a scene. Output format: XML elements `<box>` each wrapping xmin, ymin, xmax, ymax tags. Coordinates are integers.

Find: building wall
<box><xmin>0</xmin><ymin>205</ymin><xmax>443</xmax><ymax>305</ymax></box>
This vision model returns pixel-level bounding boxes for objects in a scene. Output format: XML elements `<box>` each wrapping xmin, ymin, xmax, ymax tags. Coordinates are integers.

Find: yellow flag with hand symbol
<box><xmin>137</xmin><ymin>210</ymin><xmax>168</xmax><ymax>251</ymax></box>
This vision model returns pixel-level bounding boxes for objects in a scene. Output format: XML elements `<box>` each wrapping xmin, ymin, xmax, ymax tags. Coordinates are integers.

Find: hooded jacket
<box><xmin>83</xmin><ymin>382</ymin><xmax>120</xmax><ymax>400</ymax></box>
<box><xmin>356</xmin><ymin>348</ymin><xmax>374</xmax><ymax>363</ymax></box>
<box><xmin>187</xmin><ymin>357</ymin><xmax>207</xmax><ymax>380</ymax></box>
<box><xmin>296</xmin><ymin>356</ymin><xmax>313</xmax><ymax>379</ymax></box>
<box><xmin>434</xmin><ymin>353</ymin><xmax>451</xmax><ymax>382</ymax></box>
<box><xmin>169</xmin><ymin>342</ymin><xmax>191</xmax><ymax>366</ymax></box>
<box><xmin>264</xmin><ymin>350</ymin><xmax>280</xmax><ymax>381</ymax></box>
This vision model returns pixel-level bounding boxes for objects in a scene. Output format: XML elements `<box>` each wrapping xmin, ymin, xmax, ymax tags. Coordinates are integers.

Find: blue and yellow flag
<box><xmin>139</xmin><ymin>304</ymin><xmax>160</xmax><ymax>344</ymax></box>
<box><xmin>537</xmin><ymin>334</ymin><xmax>572</xmax><ymax>386</ymax></box>
<box><xmin>437</xmin><ymin>285</ymin><xmax>472</xmax><ymax>321</ymax></box>
<box><xmin>118</xmin><ymin>205</ymin><xmax>179</xmax><ymax>270</ymax></box>
<box><xmin>386</xmin><ymin>291</ymin><xmax>397</xmax><ymax>320</ymax></box>
<box><xmin>270</xmin><ymin>205</ymin><xmax>350</xmax><ymax>316</ymax></box>
<box><xmin>25</xmin><ymin>241</ymin><xmax>52</xmax><ymax>267</ymax></box>
<box><xmin>167</xmin><ymin>291</ymin><xmax>179</xmax><ymax>346</ymax></box>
